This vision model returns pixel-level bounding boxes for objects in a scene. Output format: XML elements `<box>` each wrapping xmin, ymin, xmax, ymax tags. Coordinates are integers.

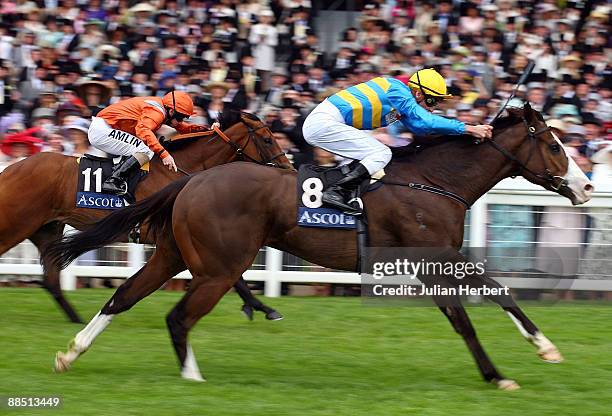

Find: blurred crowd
<box><xmin>0</xmin><ymin>0</ymin><xmax>609</xmax><ymax>178</ymax></box>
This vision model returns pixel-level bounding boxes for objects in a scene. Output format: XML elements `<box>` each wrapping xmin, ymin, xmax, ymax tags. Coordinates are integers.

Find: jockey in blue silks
<box><xmin>302</xmin><ymin>68</ymin><xmax>493</xmax><ymax>214</ymax></box>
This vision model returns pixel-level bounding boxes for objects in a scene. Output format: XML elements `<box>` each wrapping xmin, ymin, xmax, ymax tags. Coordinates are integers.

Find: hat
<box><xmin>482</xmin><ymin>4</ymin><xmax>498</xmax><ymax>11</ymax></box>
<box><xmin>118</xmin><ymin>82</ymin><xmax>134</xmax><ymax>97</ymax></box>
<box><xmin>130</xmin><ymin>3</ymin><xmax>156</xmax><ymax>13</ymax></box>
<box><xmin>0</xmin><ymin>133</ymin><xmax>44</xmax><ymax>157</ymax></box>
<box><xmin>260</xmin><ymin>9</ymin><xmax>274</xmax><ymax>17</ymax></box>
<box><xmin>75</xmin><ymin>78</ymin><xmax>112</xmax><ymax>103</ymax></box>
<box><xmin>39</xmin><ymin>85</ymin><xmax>56</xmax><ymax>96</ymax></box>
<box><xmin>528</xmin><ymin>82</ymin><xmax>546</xmax><ymax>90</ymax></box>
<box><xmin>84</xmin><ymin>19</ymin><xmax>105</xmax><ymax>28</ymax></box>
<box><xmin>186</xmin><ymin>84</ymin><xmax>202</xmax><ymax>94</ymax></box>
<box><xmin>561</xmin><ymin>115</ymin><xmax>582</xmax><ymax>125</ymax></box>
<box><xmin>456</xmin><ymin>103</ymin><xmax>472</xmax><ymax>112</ymax></box>
<box><xmin>31</xmin><ymin>107</ymin><xmax>56</xmax><ymax>120</ymax></box>
<box><xmin>538</xmin><ymin>4</ymin><xmax>558</xmax><ymax>13</ymax></box>
<box><xmin>546</xmin><ymin>119</ymin><xmax>567</xmax><ymax>133</ymax></box>
<box><xmin>56</xmin><ymin>102</ymin><xmax>82</xmax><ymax>116</ymax></box>
<box><xmin>96</xmin><ymin>44</ymin><xmax>121</xmax><ymax>59</ymax></box>
<box><xmin>560</xmin><ymin>55</ymin><xmax>582</xmax><ymax>63</ymax></box>
<box><xmin>272</xmin><ymin>67</ymin><xmax>288</xmax><ymax>77</ymax></box>
<box><xmin>64</xmin><ymin>118</ymin><xmax>90</xmax><ymax>134</ymax></box>
<box><xmin>205</xmin><ymin>81</ymin><xmax>230</xmax><ymax>92</ymax></box>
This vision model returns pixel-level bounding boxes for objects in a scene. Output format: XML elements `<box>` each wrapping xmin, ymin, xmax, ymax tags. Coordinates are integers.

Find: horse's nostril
<box><xmin>584</xmin><ymin>184</ymin><xmax>594</xmax><ymax>193</ymax></box>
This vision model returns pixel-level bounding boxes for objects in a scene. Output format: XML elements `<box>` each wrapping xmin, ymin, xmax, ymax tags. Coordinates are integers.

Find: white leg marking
<box><xmin>506</xmin><ymin>311</ymin><xmax>530</xmax><ymax>338</ymax></box>
<box><xmin>54</xmin><ymin>312</ymin><xmax>114</xmax><ymax>372</ymax></box>
<box><xmin>506</xmin><ymin>311</ymin><xmax>563</xmax><ymax>363</ymax></box>
<box><xmin>181</xmin><ymin>344</ymin><xmax>205</xmax><ymax>382</ymax></box>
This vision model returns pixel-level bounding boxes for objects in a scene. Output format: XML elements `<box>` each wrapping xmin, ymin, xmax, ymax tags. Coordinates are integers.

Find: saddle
<box><xmin>75</xmin><ymin>154</ymin><xmax>147</xmax><ymax>210</ymax></box>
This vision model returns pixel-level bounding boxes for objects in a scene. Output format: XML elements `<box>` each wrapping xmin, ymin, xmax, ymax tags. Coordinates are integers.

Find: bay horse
<box><xmin>48</xmin><ymin>103</ymin><xmax>593</xmax><ymax>389</ymax></box>
<box><xmin>0</xmin><ymin>108</ymin><xmax>291</xmax><ymax>323</ymax></box>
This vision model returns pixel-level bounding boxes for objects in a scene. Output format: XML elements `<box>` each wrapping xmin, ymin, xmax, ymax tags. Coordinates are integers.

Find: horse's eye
<box><xmin>264</xmin><ymin>137</ymin><xmax>273</xmax><ymax>145</ymax></box>
<box><xmin>549</xmin><ymin>143</ymin><xmax>561</xmax><ymax>153</ymax></box>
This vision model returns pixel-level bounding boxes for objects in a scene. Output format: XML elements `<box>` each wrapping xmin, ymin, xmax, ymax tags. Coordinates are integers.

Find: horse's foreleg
<box><xmin>31</xmin><ymin>222</ymin><xmax>83</xmax><ymax>323</ymax></box>
<box><xmin>166</xmin><ymin>275</ymin><xmax>235</xmax><ymax>382</ymax></box>
<box><xmin>55</xmin><ymin>245</ymin><xmax>185</xmax><ymax>373</ymax></box>
<box><xmin>233</xmin><ymin>276</ymin><xmax>283</xmax><ymax>321</ymax></box>
<box><xmin>469</xmin><ymin>273</ymin><xmax>563</xmax><ymax>363</ymax></box>
<box><xmin>434</xmin><ymin>293</ymin><xmax>519</xmax><ymax>390</ymax></box>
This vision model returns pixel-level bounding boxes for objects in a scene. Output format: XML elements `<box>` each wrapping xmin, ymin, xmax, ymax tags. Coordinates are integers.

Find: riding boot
<box><xmin>102</xmin><ymin>156</ymin><xmax>141</xmax><ymax>195</ymax></box>
<box><xmin>322</xmin><ymin>163</ymin><xmax>370</xmax><ymax>215</ymax></box>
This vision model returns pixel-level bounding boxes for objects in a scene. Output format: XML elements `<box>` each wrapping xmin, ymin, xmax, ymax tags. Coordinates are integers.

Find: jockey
<box><xmin>89</xmin><ymin>91</ymin><xmax>207</xmax><ymax>195</ymax></box>
<box><xmin>302</xmin><ymin>68</ymin><xmax>493</xmax><ymax>214</ymax></box>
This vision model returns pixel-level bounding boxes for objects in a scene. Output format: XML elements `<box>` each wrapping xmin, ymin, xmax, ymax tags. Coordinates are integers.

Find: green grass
<box><xmin>0</xmin><ymin>288</ymin><xmax>611</xmax><ymax>415</ymax></box>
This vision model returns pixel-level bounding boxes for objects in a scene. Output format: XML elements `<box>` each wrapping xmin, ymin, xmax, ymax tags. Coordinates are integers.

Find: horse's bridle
<box><xmin>485</xmin><ymin>117</ymin><xmax>569</xmax><ymax>191</ymax></box>
<box><xmin>212</xmin><ymin>123</ymin><xmax>286</xmax><ymax>168</ymax></box>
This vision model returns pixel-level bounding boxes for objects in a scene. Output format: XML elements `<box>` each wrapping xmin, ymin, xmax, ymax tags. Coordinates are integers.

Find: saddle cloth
<box><xmin>76</xmin><ymin>154</ymin><xmax>146</xmax><ymax>210</ymax></box>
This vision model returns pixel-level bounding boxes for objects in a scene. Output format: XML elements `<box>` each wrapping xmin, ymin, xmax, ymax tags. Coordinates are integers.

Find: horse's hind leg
<box><xmin>30</xmin><ymin>222</ymin><xmax>83</xmax><ymax>323</ymax></box>
<box><xmin>234</xmin><ymin>276</ymin><xmax>283</xmax><ymax>321</ymax></box>
<box><xmin>433</xmin><ymin>291</ymin><xmax>519</xmax><ymax>390</ymax></box>
<box><xmin>166</xmin><ymin>275</ymin><xmax>235</xmax><ymax>381</ymax></box>
<box><xmin>54</xmin><ymin>240</ymin><xmax>185</xmax><ymax>373</ymax></box>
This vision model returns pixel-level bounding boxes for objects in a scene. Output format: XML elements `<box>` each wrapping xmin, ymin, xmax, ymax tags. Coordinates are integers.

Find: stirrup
<box><xmin>102</xmin><ymin>180</ymin><xmax>128</xmax><ymax>196</ymax></box>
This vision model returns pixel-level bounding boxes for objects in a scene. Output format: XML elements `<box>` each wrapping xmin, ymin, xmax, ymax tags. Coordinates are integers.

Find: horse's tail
<box><xmin>44</xmin><ymin>176</ymin><xmax>191</xmax><ymax>271</ymax></box>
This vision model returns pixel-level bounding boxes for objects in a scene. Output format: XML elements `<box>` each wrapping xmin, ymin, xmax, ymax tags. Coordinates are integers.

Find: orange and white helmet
<box><xmin>162</xmin><ymin>90</ymin><xmax>195</xmax><ymax>118</ymax></box>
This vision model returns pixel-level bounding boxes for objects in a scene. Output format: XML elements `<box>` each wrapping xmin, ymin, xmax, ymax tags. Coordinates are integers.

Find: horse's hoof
<box><xmin>241</xmin><ymin>305</ymin><xmax>254</xmax><ymax>321</ymax></box>
<box><xmin>54</xmin><ymin>351</ymin><xmax>70</xmax><ymax>373</ymax></box>
<box><xmin>496</xmin><ymin>379</ymin><xmax>520</xmax><ymax>391</ymax></box>
<box><xmin>265</xmin><ymin>310</ymin><xmax>283</xmax><ymax>321</ymax></box>
<box><xmin>181</xmin><ymin>371</ymin><xmax>206</xmax><ymax>382</ymax></box>
<box><xmin>539</xmin><ymin>348</ymin><xmax>564</xmax><ymax>363</ymax></box>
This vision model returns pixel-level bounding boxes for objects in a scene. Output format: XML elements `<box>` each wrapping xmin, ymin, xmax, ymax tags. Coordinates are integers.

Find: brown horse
<box><xmin>48</xmin><ymin>103</ymin><xmax>593</xmax><ymax>388</ymax></box>
<box><xmin>0</xmin><ymin>108</ymin><xmax>291</xmax><ymax>322</ymax></box>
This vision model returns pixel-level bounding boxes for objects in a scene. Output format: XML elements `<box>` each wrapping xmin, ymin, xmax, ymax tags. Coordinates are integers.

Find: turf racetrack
<box><xmin>1</xmin><ymin>288</ymin><xmax>611</xmax><ymax>415</ymax></box>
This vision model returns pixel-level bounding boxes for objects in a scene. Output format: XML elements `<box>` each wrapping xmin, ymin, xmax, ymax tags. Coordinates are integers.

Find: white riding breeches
<box><xmin>302</xmin><ymin>100</ymin><xmax>392</xmax><ymax>175</ymax></box>
<box><xmin>88</xmin><ymin>117</ymin><xmax>154</xmax><ymax>160</ymax></box>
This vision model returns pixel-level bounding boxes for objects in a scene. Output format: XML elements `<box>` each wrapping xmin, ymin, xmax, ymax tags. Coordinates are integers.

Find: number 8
<box><xmin>302</xmin><ymin>178</ymin><xmax>323</xmax><ymax>208</ymax></box>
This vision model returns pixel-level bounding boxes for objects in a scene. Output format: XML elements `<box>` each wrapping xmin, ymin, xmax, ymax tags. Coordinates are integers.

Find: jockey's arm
<box><xmin>135</xmin><ymin>109</ymin><xmax>169</xmax><ymax>159</ymax></box>
<box><xmin>386</xmin><ymin>79</ymin><xmax>465</xmax><ymax>136</ymax></box>
<box><xmin>174</xmin><ymin>122</ymin><xmax>209</xmax><ymax>134</ymax></box>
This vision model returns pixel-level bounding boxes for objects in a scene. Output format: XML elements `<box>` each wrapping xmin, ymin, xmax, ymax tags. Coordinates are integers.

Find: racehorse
<box><xmin>0</xmin><ymin>108</ymin><xmax>291</xmax><ymax>323</ymax></box>
<box><xmin>48</xmin><ymin>103</ymin><xmax>593</xmax><ymax>389</ymax></box>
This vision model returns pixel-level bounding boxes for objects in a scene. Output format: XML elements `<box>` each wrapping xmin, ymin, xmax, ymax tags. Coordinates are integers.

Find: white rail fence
<box><xmin>1</xmin><ymin>179</ymin><xmax>611</xmax><ymax>296</ymax></box>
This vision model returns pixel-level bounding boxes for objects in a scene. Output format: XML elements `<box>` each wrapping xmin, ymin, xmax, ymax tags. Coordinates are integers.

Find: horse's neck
<box><xmin>390</xmin><ymin>138</ymin><xmax>517</xmax><ymax>206</ymax></box>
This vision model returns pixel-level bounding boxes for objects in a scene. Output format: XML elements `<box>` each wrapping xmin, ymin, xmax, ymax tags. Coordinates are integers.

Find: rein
<box><xmin>377</xmin><ymin>112</ymin><xmax>567</xmax><ymax>209</ymax></box>
<box><xmin>166</xmin><ymin>120</ymin><xmax>287</xmax><ymax>176</ymax></box>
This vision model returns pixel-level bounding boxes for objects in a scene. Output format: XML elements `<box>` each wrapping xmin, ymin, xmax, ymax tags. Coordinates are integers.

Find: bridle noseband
<box><xmin>486</xmin><ymin>117</ymin><xmax>569</xmax><ymax>191</ymax></box>
<box><xmin>212</xmin><ymin>123</ymin><xmax>286</xmax><ymax>168</ymax></box>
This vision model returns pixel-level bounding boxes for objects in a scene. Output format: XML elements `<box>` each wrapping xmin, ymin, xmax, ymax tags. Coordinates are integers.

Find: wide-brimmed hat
<box><xmin>205</xmin><ymin>81</ymin><xmax>230</xmax><ymax>92</ymax></box>
<box><xmin>75</xmin><ymin>78</ymin><xmax>112</xmax><ymax>103</ymax></box>
<box><xmin>130</xmin><ymin>2</ymin><xmax>156</xmax><ymax>13</ymax></box>
<box><xmin>1</xmin><ymin>133</ymin><xmax>44</xmax><ymax>157</ymax></box>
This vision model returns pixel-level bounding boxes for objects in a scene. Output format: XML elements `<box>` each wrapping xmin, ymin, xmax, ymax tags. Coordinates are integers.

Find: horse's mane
<box><xmin>218</xmin><ymin>107</ymin><xmax>262</xmax><ymax>130</ymax></box>
<box><xmin>390</xmin><ymin>108</ymin><xmax>526</xmax><ymax>161</ymax></box>
<box><xmin>162</xmin><ymin>108</ymin><xmax>263</xmax><ymax>152</ymax></box>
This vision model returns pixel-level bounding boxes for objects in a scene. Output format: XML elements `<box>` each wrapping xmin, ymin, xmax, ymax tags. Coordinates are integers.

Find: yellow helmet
<box><xmin>408</xmin><ymin>68</ymin><xmax>452</xmax><ymax>98</ymax></box>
